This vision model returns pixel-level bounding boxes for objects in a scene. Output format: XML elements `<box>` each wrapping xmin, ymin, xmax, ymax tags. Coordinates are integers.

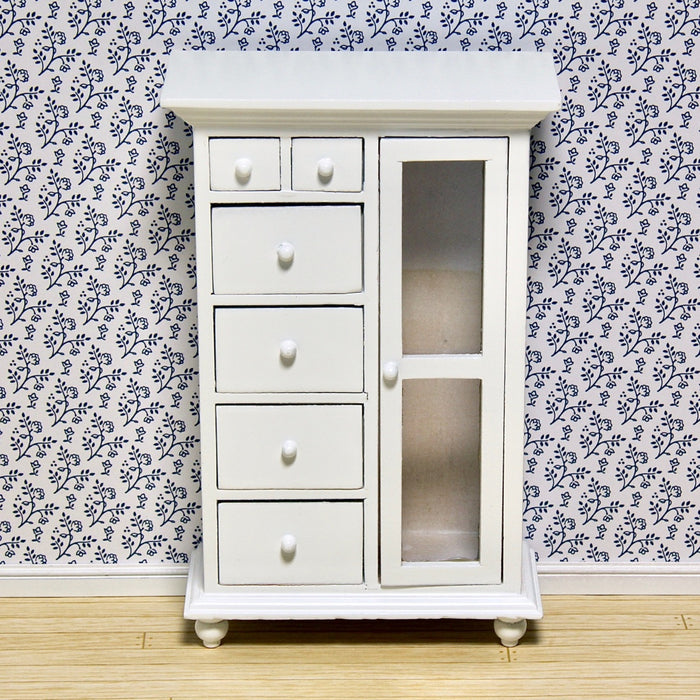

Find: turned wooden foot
<box><xmin>194</xmin><ymin>619</ymin><xmax>229</xmax><ymax>648</ymax></box>
<box><xmin>493</xmin><ymin>617</ymin><xmax>527</xmax><ymax>647</ymax></box>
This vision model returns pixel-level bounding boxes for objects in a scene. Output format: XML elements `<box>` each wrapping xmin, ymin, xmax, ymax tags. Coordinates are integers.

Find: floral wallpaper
<box><xmin>0</xmin><ymin>0</ymin><xmax>697</xmax><ymax>573</ymax></box>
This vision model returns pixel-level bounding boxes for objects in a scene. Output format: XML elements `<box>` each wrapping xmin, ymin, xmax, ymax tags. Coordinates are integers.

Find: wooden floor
<box><xmin>0</xmin><ymin>595</ymin><xmax>698</xmax><ymax>699</ymax></box>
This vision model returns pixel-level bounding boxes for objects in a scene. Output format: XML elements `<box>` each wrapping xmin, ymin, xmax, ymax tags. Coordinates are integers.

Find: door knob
<box><xmin>277</xmin><ymin>241</ymin><xmax>295</xmax><ymax>267</ymax></box>
<box><xmin>383</xmin><ymin>361</ymin><xmax>399</xmax><ymax>384</ymax></box>
<box><xmin>279</xmin><ymin>339</ymin><xmax>297</xmax><ymax>364</ymax></box>
<box><xmin>234</xmin><ymin>157</ymin><xmax>253</xmax><ymax>184</ymax></box>
<box><xmin>281</xmin><ymin>439</ymin><xmax>298</xmax><ymax>463</ymax></box>
<box><xmin>280</xmin><ymin>534</ymin><xmax>297</xmax><ymax>560</ymax></box>
<box><xmin>317</xmin><ymin>157</ymin><xmax>334</xmax><ymax>183</ymax></box>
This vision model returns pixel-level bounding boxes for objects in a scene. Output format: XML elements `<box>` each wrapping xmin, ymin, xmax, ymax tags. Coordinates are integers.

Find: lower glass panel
<box><xmin>401</xmin><ymin>378</ymin><xmax>481</xmax><ymax>563</ymax></box>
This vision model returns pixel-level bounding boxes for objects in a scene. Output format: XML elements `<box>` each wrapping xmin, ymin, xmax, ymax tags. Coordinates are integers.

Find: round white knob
<box><xmin>281</xmin><ymin>439</ymin><xmax>298</xmax><ymax>463</ymax></box>
<box><xmin>280</xmin><ymin>534</ymin><xmax>297</xmax><ymax>560</ymax></box>
<box><xmin>383</xmin><ymin>361</ymin><xmax>399</xmax><ymax>384</ymax></box>
<box><xmin>317</xmin><ymin>157</ymin><xmax>334</xmax><ymax>183</ymax></box>
<box><xmin>234</xmin><ymin>157</ymin><xmax>253</xmax><ymax>184</ymax></box>
<box><xmin>279</xmin><ymin>339</ymin><xmax>297</xmax><ymax>363</ymax></box>
<box><xmin>277</xmin><ymin>241</ymin><xmax>295</xmax><ymax>267</ymax></box>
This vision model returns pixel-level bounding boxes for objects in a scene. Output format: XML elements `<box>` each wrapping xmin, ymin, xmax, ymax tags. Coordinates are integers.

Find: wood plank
<box><xmin>529</xmin><ymin>613</ymin><xmax>685</xmax><ymax>630</ymax></box>
<box><xmin>0</xmin><ymin>616</ymin><xmax>190</xmax><ymax>634</ymax></box>
<box><xmin>11</xmin><ymin>641</ymin><xmax>694</xmax><ymax>666</ymax></box>
<box><xmin>2</xmin><ymin>661</ymin><xmax>700</xmax><ymax>682</ymax></box>
<box><xmin>542</xmin><ymin>595</ymin><xmax>700</xmax><ymax>615</ymax></box>
<box><xmin>0</xmin><ymin>632</ymin><xmax>143</xmax><ymax>651</ymax></box>
<box><xmin>509</xmin><ymin>643</ymin><xmax>700</xmax><ymax>663</ymax></box>
<box><xmin>0</xmin><ymin>644</ymin><xmax>508</xmax><ymax>667</ymax></box>
<box><xmin>1</xmin><ymin>692</ymin><xmax>170</xmax><ymax>700</ymax></box>
<box><xmin>3</xmin><ymin>676</ymin><xmax>700</xmax><ymax>700</ymax></box>
<box><xmin>520</xmin><ymin>627</ymin><xmax>692</xmax><ymax>647</ymax></box>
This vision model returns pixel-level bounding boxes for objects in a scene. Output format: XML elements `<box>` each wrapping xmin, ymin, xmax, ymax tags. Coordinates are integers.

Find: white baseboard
<box><xmin>1</xmin><ymin>562</ymin><xmax>698</xmax><ymax>597</ymax></box>
<box><xmin>0</xmin><ymin>564</ymin><xmax>188</xmax><ymax>597</ymax></box>
<box><xmin>538</xmin><ymin>562</ymin><xmax>700</xmax><ymax>595</ymax></box>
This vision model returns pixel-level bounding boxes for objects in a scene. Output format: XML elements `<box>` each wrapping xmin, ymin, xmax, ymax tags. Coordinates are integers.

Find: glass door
<box><xmin>379</xmin><ymin>138</ymin><xmax>508</xmax><ymax>586</ymax></box>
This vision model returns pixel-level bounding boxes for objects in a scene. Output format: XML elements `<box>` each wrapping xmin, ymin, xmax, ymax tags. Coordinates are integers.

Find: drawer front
<box><xmin>211</xmin><ymin>205</ymin><xmax>362</xmax><ymax>295</ymax></box>
<box><xmin>209</xmin><ymin>138</ymin><xmax>281</xmax><ymax>191</ymax></box>
<box><xmin>216</xmin><ymin>404</ymin><xmax>363</xmax><ymax>489</ymax></box>
<box><xmin>218</xmin><ymin>501</ymin><xmax>363</xmax><ymax>585</ymax></box>
<box><xmin>214</xmin><ymin>307</ymin><xmax>364</xmax><ymax>393</ymax></box>
<box><xmin>292</xmin><ymin>138</ymin><xmax>363</xmax><ymax>192</ymax></box>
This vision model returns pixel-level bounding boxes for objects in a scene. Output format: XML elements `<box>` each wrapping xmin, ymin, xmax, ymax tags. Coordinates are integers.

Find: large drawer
<box><xmin>218</xmin><ymin>501</ymin><xmax>364</xmax><ymax>585</ymax></box>
<box><xmin>214</xmin><ymin>307</ymin><xmax>364</xmax><ymax>393</ymax></box>
<box><xmin>211</xmin><ymin>205</ymin><xmax>362</xmax><ymax>295</ymax></box>
<box><xmin>216</xmin><ymin>404</ymin><xmax>363</xmax><ymax>490</ymax></box>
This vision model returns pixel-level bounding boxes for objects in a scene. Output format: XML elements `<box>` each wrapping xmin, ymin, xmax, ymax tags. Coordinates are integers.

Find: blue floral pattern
<box><xmin>0</xmin><ymin>0</ymin><xmax>697</xmax><ymax>568</ymax></box>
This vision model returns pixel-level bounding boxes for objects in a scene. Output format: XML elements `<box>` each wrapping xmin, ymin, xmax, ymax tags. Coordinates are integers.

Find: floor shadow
<box><xmin>185</xmin><ymin>617</ymin><xmax>500</xmax><ymax>648</ymax></box>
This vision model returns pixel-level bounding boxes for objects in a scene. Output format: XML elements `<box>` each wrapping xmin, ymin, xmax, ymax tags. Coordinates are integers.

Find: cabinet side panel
<box><xmin>502</xmin><ymin>131</ymin><xmax>531</xmax><ymax>590</ymax></box>
<box><xmin>193</xmin><ymin>129</ymin><xmax>221</xmax><ymax>593</ymax></box>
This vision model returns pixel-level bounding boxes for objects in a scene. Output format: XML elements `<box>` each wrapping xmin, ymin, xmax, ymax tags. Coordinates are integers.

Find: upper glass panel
<box><xmin>402</xmin><ymin>160</ymin><xmax>484</xmax><ymax>355</ymax></box>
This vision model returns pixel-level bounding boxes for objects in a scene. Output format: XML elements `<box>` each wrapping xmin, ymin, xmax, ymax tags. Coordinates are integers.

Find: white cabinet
<box><xmin>161</xmin><ymin>51</ymin><xmax>560</xmax><ymax>650</ymax></box>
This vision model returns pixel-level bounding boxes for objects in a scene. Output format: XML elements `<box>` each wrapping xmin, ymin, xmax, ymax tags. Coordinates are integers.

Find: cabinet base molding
<box><xmin>185</xmin><ymin>544</ymin><xmax>541</xmax><ymax>646</ymax></box>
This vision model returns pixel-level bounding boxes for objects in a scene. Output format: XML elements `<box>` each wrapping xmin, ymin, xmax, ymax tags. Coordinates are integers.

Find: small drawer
<box><xmin>292</xmin><ymin>138</ymin><xmax>363</xmax><ymax>192</ymax></box>
<box><xmin>218</xmin><ymin>501</ymin><xmax>363</xmax><ymax>585</ymax></box>
<box><xmin>211</xmin><ymin>205</ymin><xmax>362</xmax><ymax>295</ymax></box>
<box><xmin>217</xmin><ymin>404</ymin><xmax>363</xmax><ymax>490</ymax></box>
<box><xmin>209</xmin><ymin>138</ymin><xmax>280</xmax><ymax>191</ymax></box>
<box><xmin>214</xmin><ymin>307</ymin><xmax>363</xmax><ymax>393</ymax></box>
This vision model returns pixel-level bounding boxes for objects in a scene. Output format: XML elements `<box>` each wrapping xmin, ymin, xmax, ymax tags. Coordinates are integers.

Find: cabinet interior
<box><xmin>401</xmin><ymin>378</ymin><xmax>481</xmax><ymax>563</ymax></box>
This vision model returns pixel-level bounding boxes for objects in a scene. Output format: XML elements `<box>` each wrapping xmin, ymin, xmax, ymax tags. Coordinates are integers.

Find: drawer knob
<box><xmin>281</xmin><ymin>439</ymin><xmax>298</xmax><ymax>463</ymax></box>
<box><xmin>277</xmin><ymin>241</ymin><xmax>295</xmax><ymax>267</ymax></box>
<box><xmin>234</xmin><ymin>157</ymin><xmax>253</xmax><ymax>184</ymax></box>
<box><xmin>383</xmin><ymin>361</ymin><xmax>399</xmax><ymax>384</ymax></box>
<box><xmin>317</xmin><ymin>157</ymin><xmax>334</xmax><ymax>183</ymax></box>
<box><xmin>280</xmin><ymin>534</ymin><xmax>297</xmax><ymax>560</ymax></box>
<box><xmin>279</xmin><ymin>339</ymin><xmax>298</xmax><ymax>364</ymax></box>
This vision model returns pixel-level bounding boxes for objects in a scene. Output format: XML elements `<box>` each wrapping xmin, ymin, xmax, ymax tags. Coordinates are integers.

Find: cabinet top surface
<box><xmin>161</xmin><ymin>51</ymin><xmax>560</xmax><ymax>129</ymax></box>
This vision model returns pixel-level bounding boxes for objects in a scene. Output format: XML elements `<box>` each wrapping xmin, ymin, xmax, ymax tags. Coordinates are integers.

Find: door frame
<box><xmin>379</xmin><ymin>137</ymin><xmax>509</xmax><ymax>587</ymax></box>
